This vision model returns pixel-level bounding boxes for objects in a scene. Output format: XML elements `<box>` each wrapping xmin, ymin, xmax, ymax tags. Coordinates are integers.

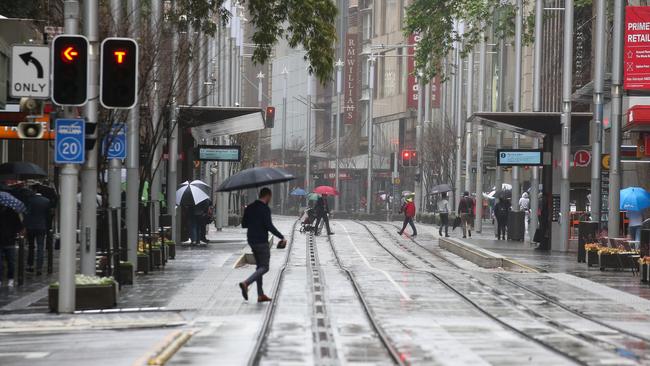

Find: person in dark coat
<box><xmin>313</xmin><ymin>194</ymin><xmax>333</xmax><ymax>236</ymax></box>
<box><xmin>494</xmin><ymin>197</ymin><xmax>510</xmax><ymax>240</ymax></box>
<box><xmin>24</xmin><ymin>191</ymin><xmax>50</xmax><ymax>275</ymax></box>
<box><xmin>457</xmin><ymin>191</ymin><xmax>474</xmax><ymax>238</ymax></box>
<box><xmin>0</xmin><ymin>205</ymin><xmax>23</xmax><ymax>287</ymax></box>
<box><xmin>189</xmin><ymin>199</ymin><xmax>211</xmax><ymax>245</ymax></box>
<box><xmin>238</xmin><ymin>188</ymin><xmax>286</xmax><ymax>303</ymax></box>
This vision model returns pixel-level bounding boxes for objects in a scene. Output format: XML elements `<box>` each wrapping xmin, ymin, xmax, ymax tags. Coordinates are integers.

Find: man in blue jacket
<box><xmin>238</xmin><ymin>188</ymin><xmax>286</xmax><ymax>303</ymax></box>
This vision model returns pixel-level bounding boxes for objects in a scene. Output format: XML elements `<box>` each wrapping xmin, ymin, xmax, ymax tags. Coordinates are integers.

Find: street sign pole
<box><xmin>126</xmin><ymin>0</ymin><xmax>140</xmax><ymax>272</ymax></box>
<box><xmin>512</xmin><ymin>0</ymin><xmax>523</xmax><ymax>212</ymax></box>
<box><xmin>168</xmin><ymin>0</ymin><xmax>180</xmax><ymax>242</ymax></box>
<box><xmin>591</xmin><ymin>0</ymin><xmax>606</xmax><ymax>225</ymax></box>
<box><xmin>57</xmin><ymin>0</ymin><xmax>80</xmax><ymax>314</ymax></box>
<box><xmin>530</xmin><ymin>0</ymin><xmax>544</xmax><ymax>240</ymax></box>
<box><xmin>79</xmin><ymin>0</ymin><xmax>99</xmax><ymax>276</ymax></box>
<box><xmin>150</xmin><ymin>0</ymin><xmax>162</xmax><ymax>231</ymax></box>
<box><xmin>108</xmin><ymin>0</ymin><xmax>123</xmax><ymax>248</ymax></box>
<box><xmin>560</xmin><ymin>0</ymin><xmax>575</xmax><ymax>252</ymax></box>
<box><xmin>475</xmin><ymin>34</ymin><xmax>486</xmax><ymax>233</ymax></box>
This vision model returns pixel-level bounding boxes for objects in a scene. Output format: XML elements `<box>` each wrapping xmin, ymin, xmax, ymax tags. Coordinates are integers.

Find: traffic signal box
<box><xmin>265</xmin><ymin>106</ymin><xmax>275</xmax><ymax>128</ymax></box>
<box><xmin>52</xmin><ymin>35</ymin><xmax>89</xmax><ymax>106</ymax></box>
<box><xmin>401</xmin><ymin>150</ymin><xmax>418</xmax><ymax>167</ymax></box>
<box><xmin>100</xmin><ymin>38</ymin><xmax>138</xmax><ymax>109</ymax></box>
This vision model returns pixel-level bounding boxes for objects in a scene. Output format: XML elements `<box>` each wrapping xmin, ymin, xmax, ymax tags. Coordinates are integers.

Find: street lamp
<box><xmin>366</xmin><ymin>54</ymin><xmax>375</xmax><ymax>215</ymax></box>
<box><xmin>335</xmin><ymin>59</ymin><xmax>343</xmax><ymax>212</ymax></box>
<box><xmin>256</xmin><ymin>71</ymin><xmax>264</xmax><ymax>166</ymax></box>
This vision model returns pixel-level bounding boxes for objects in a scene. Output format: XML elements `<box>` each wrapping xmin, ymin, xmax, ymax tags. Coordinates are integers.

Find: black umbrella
<box><xmin>0</xmin><ymin>162</ymin><xmax>47</xmax><ymax>180</ymax></box>
<box><xmin>217</xmin><ymin>167</ymin><xmax>295</xmax><ymax>192</ymax></box>
<box><xmin>430</xmin><ymin>184</ymin><xmax>452</xmax><ymax>195</ymax></box>
<box><xmin>495</xmin><ymin>190</ymin><xmax>512</xmax><ymax>199</ymax></box>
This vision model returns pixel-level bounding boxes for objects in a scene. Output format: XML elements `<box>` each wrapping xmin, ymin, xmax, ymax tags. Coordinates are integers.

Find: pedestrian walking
<box><xmin>24</xmin><ymin>190</ymin><xmax>50</xmax><ymax>275</ymax></box>
<box><xmin>437</xmin><ymin>193</ymin><xmax>450</xmax><ymax>237</ymax></box>
<box><xmin>314</xmin><ymin>194</ymin><xmax>333</xmax><ymax>236</ymax></box>
<box><xmin>189</xmin><ymin>199</ymin><xmax>211</xmax><ymax>245</ymax></box>
<box><xmin>239</xmin><ymin>188</ymin><xmax>286</xmax><ymax>303</ymax></box>
<box><xmin>397</xmin><ymin>197</ymin><xmax>417</xmax><ymax>237</ymax></box>
<box><xmin>457</xmin><ymin>191</ymin><xmax>474</xmax><ymax>238</ymax></box>
<box><xmin>628</xmin><ymin>210</ymin><xmax>643</xmax><ymax>242</ymax></box>
<box><xmin>0</xmin><ymin>205</ymin><xmax>22</xmax><ymax>287</ymax></box>
<box><xmin>494</xmin><ymin>197</ymin><xmax>510</xmax><ymax>240</ymax></box>
<box><xmin>519</xmin><ymin>192</ymin><xmax>531</xmax><ymax>231</ymax></box>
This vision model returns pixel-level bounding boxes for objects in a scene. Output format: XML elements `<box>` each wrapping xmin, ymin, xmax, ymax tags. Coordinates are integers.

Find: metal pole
<box><xmin>366</xmin><ymin>56</ymin><xmax>375</xmax><ymax>214</ymax></box>
<box><xmin>591</xmin><ymin>0</ymin><xmax>606</xmax><ymax>224</ymax></box>
<box><xmin>108</xmin><ymin>0</ymin><xmax>122</xmax><ymax>242</ymax></box>
<box><xmin>335</xmin><ymin>60</ymin><xmax>343</xmax><ymax>212</ymax></box>
<box><xmin>167</xmin><ymin>0</ymin><xmax>179</xmax><ymax>244</ymax></box>
<box><xmin>464</xmin><ymin>49</ymin><xmax>473</xmax><ymax>194</ymax></box>
<box><xmin>512</xmin><ymin>0</ymin><xmax>523</xmax><ymax>210</ymax></box>
<box><xmin>306</xmin><ymin>73</ymin><xmax>313</xmax><ymax>192</ymax></box>
<box><xmin>257</xmin><ymin>72</ymin><xmax>263</xmax><ymax>166</ymax></box>
<box><xmin>187</xmin><ymin>22</ymin><xmax>195</xmax><ymax>105</ymax></box>
<box><xmin>530</xmin><ymin>0</ymin><xmax>544</xmax><ymax>239</ymax></box>
<box><xmin>608</xmin><ymin>0</ymin><xmax>625</xmax><ymax>237</ymax></box>
<box><xmin>58</xmin><ymin>0</ymin><xmax>79</xmax><ymax>313</ymax></box>
<box><xmin>422</xmin><ymin>75</ymin><xmax>430</xmax><ymax>212</ymax></box>
<box><xmin>454</xmin><ymin>44</ymin><xmax>464</xmax><ymax>209</ymax></box>
<box><xmin>281</xmin><ymin>67</ymin><xmax>288</xmax><ymax>214</ymax></box>
<box><xmin>150</xmin><ymin>0</ymin><xmax>162</xmax><ymax>231</ymax></box>
<box><xmin>495</xmin><ymin>36</ymin><xmax>505</xmax><ymax>194</ymax></box>
<box><xmin>126</xmin><ymin>0</ymin><xmax>140</xmax><ymax>271</ymax></box>
<box><xmin>198</xmin><ymin>29</ymin><xmax>206</xmax><ymax>106</ymax></box>
<box><xmin>79</xmin><ymin>0</ymin><xmax>99</xmax><ymax>275</ymax></box>
<box><xmin>416</xmin><ymin>73</ymin><xmax>424</xmax><ymax>215</ymax></box>
<box><xmin>475</xmin><ymin>35</ymin><xmax>486</xmax><ymax>233</ymax></box>
<box><xmin>559</xmin><ymin>0</ymin><xmax>575</xmax><ymax>252</ymax></box>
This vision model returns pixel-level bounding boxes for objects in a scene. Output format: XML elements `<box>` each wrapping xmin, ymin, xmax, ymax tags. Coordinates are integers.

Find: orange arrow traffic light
<box><xmin>62</xmin><ymin>46</ymin><xmax>79</xmax><ymax>62</ymax></box>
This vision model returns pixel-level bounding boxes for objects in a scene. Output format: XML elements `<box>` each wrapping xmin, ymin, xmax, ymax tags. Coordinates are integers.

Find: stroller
<box><xmin>299</xmin><ymin>208</ymin><xmax>317</xmax><ymax>234</ymax></box>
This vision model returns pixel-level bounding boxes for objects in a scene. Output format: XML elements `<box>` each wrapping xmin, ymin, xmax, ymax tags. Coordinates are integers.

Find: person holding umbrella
<box><xmin>313</xmin><ymin>194</ymin><xmax>333</xmax><ymax>236</ymax></box>
<box><xmin>437</xmin><ymin>193</ymin><xmax>450</xmax><ymax>237</ymax></box>
<box><xmin>238</xmin><ymin>188</ymin><xmax>287</xmax><ymax>302</ymax></box>
<box><xmin>620</xmin><ymin>187</ymin><xmax>650</xmax><ymax>242</ymax></box>
<box><xmin>0</xmin><ymin>200</ymin><xmax>24</xmax><ymax>287</ymax></box>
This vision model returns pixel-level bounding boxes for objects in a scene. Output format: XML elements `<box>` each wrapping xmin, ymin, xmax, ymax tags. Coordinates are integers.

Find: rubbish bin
<box><xmin>507</xmin><ymin>211</ymin><xmax>525</xmax><ymax>241</ymax></box>
<box><xmin>577</xmin><ymin>221</ymin><xmax>599</xmax><ymax>263</ymax></box>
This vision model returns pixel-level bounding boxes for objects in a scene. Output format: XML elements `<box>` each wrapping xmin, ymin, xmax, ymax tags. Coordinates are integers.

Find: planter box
<box><xmin>151</xmin><ymin>248</ymin><xmax>162</xmax><ymax>268</ymax></box>
<box><xmin>48</xmin><ymin>283</ymin><xmax>117</xmax><ymax>312</ymax></box>
<box><xmin>586</xmin><ymin>251</ymin><xmax>599</xmax><ymax>267</ymax></box>
<box><xmin>137</xmin><ymin>255</ymin><xmax>149</xmax><ymax>274</ymax></box>
<box><xmin>642</xmin><ymin>264</ymin><xmax>650</xmax><ymax>283</ymax></box>
<box><xmin>118</xmin><ymin>263</ymin><xmax>133</xmax><ymax>285</ymax></box>
<box><xmin>168</xmin><ymin>244</ymin><xmax>176</xmax><ymax>259</ymax></box>
<box><xmin>599</xmin><ymin>253</ymin><xmax>637</xmax><ymax>270</ymax></box>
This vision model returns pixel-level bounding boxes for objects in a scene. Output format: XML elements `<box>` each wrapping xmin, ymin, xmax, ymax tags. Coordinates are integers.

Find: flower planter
<box><xmin>599</xmin><ymin>253</ymin><xmax>636</xmax><ymax>271</ymax></box>
<box><xmin>151</xmin><ymin>248</ymin><xmax>162</xmax><ymax>268</ymax></box>
<box><xmin>48</xmin><ymin>282</ymin><xmax>117</xmax><ymax>312</ymax></box>
<box><xmin>586</xmin><ymin>251</ymin><xmax>599</xmax><ymax>267</ymax></box>
<box><xmin>137</xmin><ymin>255</ymin><xmax>149</xmax><ymax>274</ymax></box>
<box><xmin>118</xmin><ymin>262</ymin><xmax>134</xmax><ymax>285</ymax></box>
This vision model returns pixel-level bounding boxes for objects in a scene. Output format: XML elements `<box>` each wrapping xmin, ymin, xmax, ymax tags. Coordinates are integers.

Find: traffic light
<box><xmin>401</xmin><ymin>150</ymin><xmax>418</xmax><ymax>167</ymax></box>
<box><xmin>100</xmin><ymin>38</ymin><xmax>138</xmax><ymax>109</ymax></box>
<box><xmin>265</xmin><ymin>106</ymin><xmax>275</xmax><ymax>128</ymax></box>
<box><xmin>52</xmin><ymin>35</ymin><xmax>89</xmax><ymax>106</ymax></box>
<box><xmin>16</xmin><ymin>122</ymin><xmax>44</xmax><ymax>139</ymax></box>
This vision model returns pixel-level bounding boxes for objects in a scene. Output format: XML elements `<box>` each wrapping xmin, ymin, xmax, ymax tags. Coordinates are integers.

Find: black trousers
<box><xmin>399</xmin><ymin>217</ymin><xmax>417</xmax><ymax>235</ymax></box>
<box><xmin>496</xmin><ymin>218</ymin><xmax>507</xmax><ymax>239</ymax></box>
<box><xmin>314</xmin><ymin>213</ymin><xmax>332</xmax><ymax>235</ymax></box>
<box><xmin>439</xmin><ymin>213</ymin><xmax>449</xmax><ymax>236</ymax></box>
<box><xmin>245</xmin><ymin>243</ymin><xmax>270</xmax><ymax>296</ymax></box>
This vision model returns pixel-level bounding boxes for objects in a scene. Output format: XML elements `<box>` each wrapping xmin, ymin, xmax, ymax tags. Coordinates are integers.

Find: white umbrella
<box><xmin>176</xmin><ymin>181</ymin><xmax>210</xmax><ymax>206</ymax></box>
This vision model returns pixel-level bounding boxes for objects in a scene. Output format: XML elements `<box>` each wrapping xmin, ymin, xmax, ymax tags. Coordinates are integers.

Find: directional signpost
<box><xmin>55</xmin><ymin>119</ymin><xmax>85</xmax><ymax>164</ymax></box>
<box><xmin>11</xmin><ymin>45</ymin><xmax>50</xmax><ymax>98</ymax></box>
<box><xmin>103</xmin><ymin>123</ymin><xmax>127</xmax><ymax>159</ymax></box>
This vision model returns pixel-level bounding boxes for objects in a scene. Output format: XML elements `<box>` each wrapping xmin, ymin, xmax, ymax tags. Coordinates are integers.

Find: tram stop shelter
<box><xmin>469</xmin><ymin>111</ymin><xmax>593</xmax><ymax>252</ymax></box>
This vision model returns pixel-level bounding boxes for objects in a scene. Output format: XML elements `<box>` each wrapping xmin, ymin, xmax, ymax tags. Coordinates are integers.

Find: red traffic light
<box><xmin>403</xmin><ymin>151</ymin><xmax>410</xmax><ymax>158</ymax></box>
<box><xmin>265</xmin><ymin>106</ymin><xmax>276</xmax><ymax>128</ymax></box>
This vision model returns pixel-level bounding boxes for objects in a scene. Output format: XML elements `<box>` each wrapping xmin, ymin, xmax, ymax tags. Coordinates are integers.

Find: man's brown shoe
<box><xmin>239</xmin><ymin>282</ymin><xmax>249</xmax><ymax>301</ymax></box>
<box><xmin>258</xmin><ymin>294</ymin><xmax>272</xmax><ymax>303</ymax></box>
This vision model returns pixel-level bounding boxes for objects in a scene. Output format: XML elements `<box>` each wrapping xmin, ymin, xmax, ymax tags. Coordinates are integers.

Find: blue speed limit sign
<box><xmin>55</xmin><ymin>119</ymin><xmax>85</xmax><ymax>164</ymax></box>
<box><xmin>104</xmin><ymin>123</ymin><xmax>126</xmax><ymax>159</ymax></box>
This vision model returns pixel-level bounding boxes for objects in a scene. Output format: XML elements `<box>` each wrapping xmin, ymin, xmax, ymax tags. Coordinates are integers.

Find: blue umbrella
<box><xmin>620</xmin><ymin>187</ymin><xmax>650</xmax><ymax>211</ymax></box>
<box><xmin>290</xmin><ymin>188</ymin><xmax>307</xmax><ymax>196</ymax></box>
<box><xmin>0</xmin><ymin>191</ymin><xmax>26</xmax><ymax>214</ymax></box>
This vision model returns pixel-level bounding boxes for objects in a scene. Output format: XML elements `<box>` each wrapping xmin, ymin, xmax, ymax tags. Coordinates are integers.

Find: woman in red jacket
<box><xmin>397</xmin><ymin>197</ymin><xmax>417</xmax><ymax>237</ymax></box>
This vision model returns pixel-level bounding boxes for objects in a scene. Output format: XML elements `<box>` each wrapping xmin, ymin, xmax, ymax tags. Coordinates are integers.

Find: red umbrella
<box><xmin>313</xmin><ymin>185</ymin><xmax>339</xmax><ymax>196</ymax></box>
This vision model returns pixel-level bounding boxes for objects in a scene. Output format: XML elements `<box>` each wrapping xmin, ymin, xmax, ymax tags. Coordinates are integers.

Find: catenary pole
<box><xmin>108</xmin><ymin>0</ymin><xmax>122</xmax><ymax>246</ymax></box>
<box><xmin>366</xmin><ymin>55</ymin><xmax>375</xmax><ymax>214</ymax></box>
<box><xmin>150</xmin><ymin>0</ymin><xmax>162</xmax><ymax>230</ymax></box>
<box><xmin>58</xmin><ymin>0</ymin><xmax>80</xmax><ymax>313</ymax></box>
<box><xmin>591</xmin><ymin>0</ymin><xmax>606</xmax><ymax>224</ymax></box>
<box><xmin>306</xmin><ymin>72</ymin><xmax>313</xmax><ymax>193</ymax></box>
<box><xmin>454</xmin><ymin>43</ymin><xmax>464</xmax><ymax>210</ymax></box>
<box><xmin>512</xmin><ymin>0</ymin><xmax>523</xmax><ymax>211</ymax></box>
<box><xmin>335</xmin><ymin>60</ymin><xmax>343</xmax><ymax>212</ymax></box>
<box><xmin>79</xmin><ymin>0</ymin><xmax>99</xmax><ymax>275</ymax></box>
<box><xmin>475</xmin><ymin>35</ymin><xmax>486</xmax><ymax>233</ymax></box>
<box><xmin>167</xmin><ymin>0</ymin><xmax>179</xmax><ymax>243</ymax></box>
<box><xmin>422</xmin><ymin>74</ymin><xmax>431</xmax><ymax>213</ymax></box>
<box><xmin>415</xmin><ymin>72</ymin><xmax>423</xmax><ymax>215</ymax></box>
<box><xmin>608</xmin><ymin>0</ymin><xmax>625</xmax><ymax>237</ymax></box>
<box><xmin>495</xmin><ymin>36</ymin><xmax>505</xmax><ymax>196</ymax></box>
<box><xmin>281</xmin><ymin>67</ymin><xmax>288</xmax><ymax>214</ymax></box>
<box><xmin>530</xmin><ymin>0</ymin><xmax>544</xmax><ymax>239</ymax></box>
<box><xmin>559</xmin><ymin>0</ymin><xmax>575</xmax><ymax>252</ymax></box>
<box><xmin>464</xmin><ymin>48</ymin><xmax>473</xmax><ymax>194</ymax></box>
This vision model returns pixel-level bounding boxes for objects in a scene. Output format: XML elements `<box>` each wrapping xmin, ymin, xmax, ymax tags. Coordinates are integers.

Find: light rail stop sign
<box><xmin>573</xmin><ymin>150</ymin><xmax>591</xmax><ymax>167</ymax></box>
<box><xmin>11</xmin><ymin>45</ymin><xmax>50</xmax><ymax>98</ymax></box>
<box><xmin>104</xmin><ymin>123</ymin><xmax>127</xmax><ymax>159</ymax></box>
<box><xmin>55</xmin><ymin>119</ymin><xmax>85</xmax><ymax>164</ymax></box>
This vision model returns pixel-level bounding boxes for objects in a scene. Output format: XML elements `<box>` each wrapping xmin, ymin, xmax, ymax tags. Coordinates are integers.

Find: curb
<box><xmin>439</xmin><ymin>237</ymin><xmax>541</xmax><ymax>273</ymax></box>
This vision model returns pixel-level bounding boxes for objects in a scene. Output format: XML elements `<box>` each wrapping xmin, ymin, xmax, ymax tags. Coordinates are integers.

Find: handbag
<box><xmin>452</xmin><ymin>216</ymin><xmax>462</xmax><ymax>230</ymax></box>
<box><xmin>276</xmin><ymin>239</ymin><xmax>287</xmax><ymax>249</ymax></box>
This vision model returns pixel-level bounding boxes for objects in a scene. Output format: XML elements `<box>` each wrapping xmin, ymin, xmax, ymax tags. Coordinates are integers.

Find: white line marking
<box><xmin>339</xmin><ymin>223</ymin><xmax>412</xmax><ymax>301</ymax></box>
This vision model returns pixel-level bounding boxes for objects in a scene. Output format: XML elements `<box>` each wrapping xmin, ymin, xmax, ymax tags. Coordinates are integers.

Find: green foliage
<box><xmin>404</xmin><ymin>0</ymin><xmax>534</xmax><ymax>82</ymax></box>
<box><xmin>169</xmin><ymin>0</ymin><xmax>337</xmax><ymax>84</ymax></box>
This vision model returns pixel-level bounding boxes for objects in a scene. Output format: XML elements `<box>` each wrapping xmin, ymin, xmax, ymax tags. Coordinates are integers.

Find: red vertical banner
<box><xmin>431</xmin><ymin>75</ymin><xmax>440</xmax><ymax>109</ymax></box>
<box><xmin>344</xmin><ymin>34</ymin><xmax>359</xmax><ymax>125</ymax></box>
<box><xmin>624</xmin><ymin>6</ymin><xmax>650</xmax><ymax>90</ymax></box>
<box><xmin>407</xmin><ymin>34</ymin><xmax>420</xmax><ymax>109</ymax></box>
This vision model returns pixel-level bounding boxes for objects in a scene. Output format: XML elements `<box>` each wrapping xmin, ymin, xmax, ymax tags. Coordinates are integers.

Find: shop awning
<box><xmin>468</xmin><ymin>112</ymin><xmax>593</xmax><ymax>137</ymax></box>
<box><xmin>179</xmin><ymin>106</ymin><xmax>265</xmax><ymax>140</ymax></box>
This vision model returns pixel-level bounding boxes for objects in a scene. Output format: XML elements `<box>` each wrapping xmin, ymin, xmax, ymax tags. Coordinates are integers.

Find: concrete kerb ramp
<box><xmin>438</xmin><ymin>237</ymin><xmax>541</xmax><ymax>273</ymax></box>
<box><xmin>234</xmin><ymin>238</ymin><xmax>274</xmax><ymax>268</ymax></box>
